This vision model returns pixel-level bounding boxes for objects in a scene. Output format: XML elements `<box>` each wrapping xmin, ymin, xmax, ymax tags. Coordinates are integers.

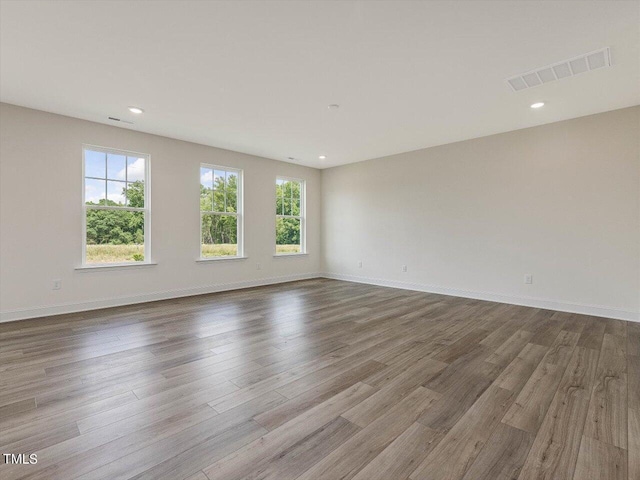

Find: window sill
<box><xmin>273</xmin><ymin>253</ymin><xmax>308</xmax><ymax>257</ymax></box>
<box><xmin>196</xmin><ymin>256</ymin><xmax>248</xmax><ymax>263</ymax></box>
<box><xmin>75</xmin><ymin>262</ymin><xmax>157</xmax><ymax>272</ymax></box>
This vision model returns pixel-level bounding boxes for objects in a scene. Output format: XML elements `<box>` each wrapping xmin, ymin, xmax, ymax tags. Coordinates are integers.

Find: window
<box><xmin>82</xmin><ymin>146</ymin><xmax>150</xmax><ymax>265</ymax></box>
<box><xmin>200</xmin><ymin>165</ymin><xmax>243</xmax><ymax>258</ymax></box>
<box><xmin>275</xmin><ymin>177</ymin><xmax>305</xmax><ymax>254</ymax></box>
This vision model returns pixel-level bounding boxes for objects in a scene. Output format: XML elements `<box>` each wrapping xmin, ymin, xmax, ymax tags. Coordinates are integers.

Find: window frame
<box><xmin>275</xmin><ymin>175</ymin><xmax>306</xmax><ymax>256</ymax></box>
<box><xmin>199</xmin><ymin>163</ymin><xmax>244</xmax><ymax>260</ymax></box>
<box><xmin>81</xmin><ymin>145</ymin><xmax>151</xmax><ymax>267</ymax></box>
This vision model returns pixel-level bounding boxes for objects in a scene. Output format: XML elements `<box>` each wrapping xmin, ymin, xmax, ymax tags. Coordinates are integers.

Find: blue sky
<box><xmin>85</xmin><ymin>150</ymin><xmax>145</xmax><ymax>204</ymax></box>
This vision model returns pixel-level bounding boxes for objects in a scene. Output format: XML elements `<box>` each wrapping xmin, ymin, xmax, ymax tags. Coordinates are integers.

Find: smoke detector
<box><xmin>506</xmin><ymin>47</ymin><xmax>611</xmax><ymax>92</ymax></box>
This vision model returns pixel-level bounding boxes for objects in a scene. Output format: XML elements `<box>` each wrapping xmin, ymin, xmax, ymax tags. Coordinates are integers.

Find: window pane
<box><xmin>125</xmin><ymin>181</ymin><xmax>145</xmax><ymax>207</ymax></box>
<box><xmin>200</xmin><ymin>167</ymin><xmax>213</xmax><ymax>212</ymax></box>
<box><xmin>213</xmin><ymin>170</ymin><xmax>225</xmax><ymax>191</ymax></box>
<box><xmin>107</xmin><ymin>180</ymin><xmax>126</xmax><ymax>206</ymax></box>
<box><xmin>107</xmin><ymin>153</ymin><xmax>126</xmax><ymax>180</ymax></box>
<box><xmin>211</xmin><ymin>169</ymin><xmax>225</xmax><ymax>212</ymax></box>
<box><xmin>276</xmin><ymin>191</ymin><xmax>284</xmax><ymax>215</ymax></box>
<box><xmin>85</xmin><ymin>178</ymin><xmax>106</xmax><ymax>205</ymax></box>
<box><xmin>200</xmin><ymin>167</ymin><xmax>213</xmax><ymax>190</ymax></box>
<box><xmin>283</xmin><ymin>196</ymin><xmax>292</xmax><ymax>216</ymax></box>
<box><xmin>226</xmin><ymin>172</ymin><xmax>237</xmax><ymax>213</ymax></box>
<box><xmin>276</xmin><ymin>179</ymin><xmax>284</xmax><ymax>215</ymax></box>
<box><xmin>201</xmin><ymin>214</ymin><xmax>238</xmax><ymax>257</ymax></box>
<box><xmin>212</xmin><ymin>188</ymin><xmax>225</xmax><ymax>212</ymax></box>
<box><xmin>127</xmin><ymin>156</ymin><xmax>145</xmax><ymax>182</ymax></box>
<box><xmin>85</xmin><ymin>150</ymin><xmax>106</xmax><ymax>178</ymax></box>
<box><xmin>276</xmin><ymin>217</ymin><xmax>301</xmax><ymax>254</ymax></box>
<box><xmin>292</xmin><ymin>194</ymin><xmax>301</xmax><ymax>216</ymax></box>
<box><xmin>85</xmin><ymin>210</ymin><xmax>144</xmax><ymax>263</ymax></box>
<box><xmin>291</xmin><ymin>181</ymin><xmax>301</xmax><ymax>203</ymax></box>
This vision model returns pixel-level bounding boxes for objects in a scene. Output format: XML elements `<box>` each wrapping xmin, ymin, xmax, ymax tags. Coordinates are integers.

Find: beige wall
<box><xmin>2</xmin><ymin>104</ymin><xmax>638</xmax><ymax>322</ymax></box>
<box><xmin>321</xmin><ymin>106</ymin><xmax>640</xmax><ymax>321</ymax></box>
<box><xmin>0</xmin><ymin>103</ymin><xmax>321</xmax><ymax>321</ymax></box>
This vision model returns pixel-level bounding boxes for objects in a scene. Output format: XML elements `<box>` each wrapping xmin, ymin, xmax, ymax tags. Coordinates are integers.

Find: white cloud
<box><xmin>126</xmin><ymin>158</ymin><xmax>145</xmax><ymax>182</ymax></box>
<box><xmin>114</xmin><ymin>157</ymin><xmax>145</xmax><ymax>182</ymax></box>
<box><xmin>85</xmin><ymin>181</ymin><xmax>105</xmax><ymax>204</ymax></box>
<box><xmin>200</xmin><ymin>169</ymin><xmax>213</xmax><ymax>186</ymax></box>
<box><xmin>85</xmin><ymin>180</ymin><xmax>129</xmax><ymax>205</ymax></box>
<box><xmin>107</xmin><ymin>182</ymin><xmax>126</xmax><ymax>205</ymax></box>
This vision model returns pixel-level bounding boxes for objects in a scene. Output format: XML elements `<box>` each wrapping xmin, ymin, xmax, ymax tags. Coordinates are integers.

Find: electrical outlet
<box><xmin>52</xmin><ymin>279</ymin><xmax>62</xmax><ymax>290</ymax></box>
<box><xmin>524</xmin><ymin>274</ymin><xmax>533</xmax><ymax>284</ymax></box>
<box><xmin>256</xmin><ymin>263</ymin><xmax>262</xmax><ymax>271</ymax></box>
<box><xmin>357</xmin><ymin>261</ymin><xmax>362</xmax><ymax>268</ymax></box>
<box><xmin>402</xmin><ymin>265</ymin><xmax>408</xmax><ymax>273</ymax></box>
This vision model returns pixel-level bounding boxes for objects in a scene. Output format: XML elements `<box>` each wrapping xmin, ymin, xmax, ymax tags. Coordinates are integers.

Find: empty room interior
<box><xmin>1</xmin><ymin>1</ymin><xmax>640</xmax><ymax>479</ymax></box>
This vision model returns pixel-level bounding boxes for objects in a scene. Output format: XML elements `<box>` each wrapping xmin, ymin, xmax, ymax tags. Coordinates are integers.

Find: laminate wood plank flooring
<box><xmin>0</xmin><ymin>278</ymin><xmax>636</xmax><ymax>480</ymax></box>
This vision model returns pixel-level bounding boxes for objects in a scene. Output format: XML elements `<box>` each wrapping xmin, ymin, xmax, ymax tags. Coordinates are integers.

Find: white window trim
<box><xmin>199</xmin><ymin>164</ymin><xmax>244</xmax><ymax>260</ymax></box>
<box><xmin>196</xmin><ymin>256</ymin><xmax>248</xmax><ymax>263</ymax></box>
<box><xmin>275</xmin><ymin>175</ymin><xmax>306</xmax><ymax>256</ymax></box>
<box><xmin>75</xmin><ymin>262</ymin><xmax>158</xmax><ymax>272</ymax></box>
<box><xmin>81</xmin><ymin>144</ymin><xmax>152</xmax><ymax>268</ymax></box>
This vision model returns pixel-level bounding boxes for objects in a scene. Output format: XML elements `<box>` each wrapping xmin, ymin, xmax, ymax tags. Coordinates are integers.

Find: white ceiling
<box><xmin>1</xmin><ymin>1</ymin><xmax>639</xmax><ymax>168</ymax></box>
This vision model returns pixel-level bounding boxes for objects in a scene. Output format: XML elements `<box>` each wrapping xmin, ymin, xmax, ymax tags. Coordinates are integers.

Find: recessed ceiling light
<box><xmin>530</xmin><ymin>102</ymin><xmax>545</xmax><ymax>109</ymax></box>
<box><xmin>128</xmin><ymin>106</ymin><xmax>144</xmax><ymax>114</ymax></box>
<box><xmin>328</xmin><ymin>104</ymin><xmax>340</xmax><ymax>110</ymax></box>
<box><xmin>319</xmin><ymin>155</ymin><xmax>327</xmax><ymax>160</ymax></box>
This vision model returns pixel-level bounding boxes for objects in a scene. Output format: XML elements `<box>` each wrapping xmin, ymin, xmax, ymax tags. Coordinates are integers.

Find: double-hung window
<box><xmin>82</xmin><ymin>146</ymin><xmax>150</xmax><ymax>265</ymax></box>
<box><xmin>275</xmin><ymin>177</ymin><xmax>305</xmax><ymax>254</ymax></box>
<box><xmin>200</xmin><ymin>165</ymin><xmax>243</xmax><ymax>258</ymax></box>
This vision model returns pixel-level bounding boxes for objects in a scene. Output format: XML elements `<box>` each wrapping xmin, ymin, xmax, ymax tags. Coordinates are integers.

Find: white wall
<box><xmin>0</xmin><ymin>103</ymin><xmax>321</xmax><ymax>321</ymax></box>
<box><xmin>321</xmin><ymin>107</ymin><xmax>640</xmax><ymax>321</ymax></box>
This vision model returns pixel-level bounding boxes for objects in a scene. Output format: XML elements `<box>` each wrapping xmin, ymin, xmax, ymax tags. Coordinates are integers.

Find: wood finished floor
<box><xmin>0</xmin><ymin>278</ymin><xmax>637</xmax><ymax>480</ymax></box>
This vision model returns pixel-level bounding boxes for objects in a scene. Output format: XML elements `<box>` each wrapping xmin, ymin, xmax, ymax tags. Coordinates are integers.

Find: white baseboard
<box><xmin>3</xmin><ymin>271</ymin><xmax>637</xmax><ymax>323</ymax></box>
<box><xmin>322</xmin><ymin>272</ymin><xmax>640</xmax><ymax>323</ymax></box>
<box><xmin>0</xmin><ymin>273</ymin><xmax>322</xmax><ymax>323</ymax></box>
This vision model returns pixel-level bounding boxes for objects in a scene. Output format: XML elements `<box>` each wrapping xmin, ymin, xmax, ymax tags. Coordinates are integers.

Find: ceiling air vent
<box><xmin>506</xmin><ymin>47</ymin><xmax>611</xmax><ymax>92</ymax></box>
<box><xmin>108</xmin><ymin>117</ymin><xmax>134</xmax><ymax>125</ymax></box>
